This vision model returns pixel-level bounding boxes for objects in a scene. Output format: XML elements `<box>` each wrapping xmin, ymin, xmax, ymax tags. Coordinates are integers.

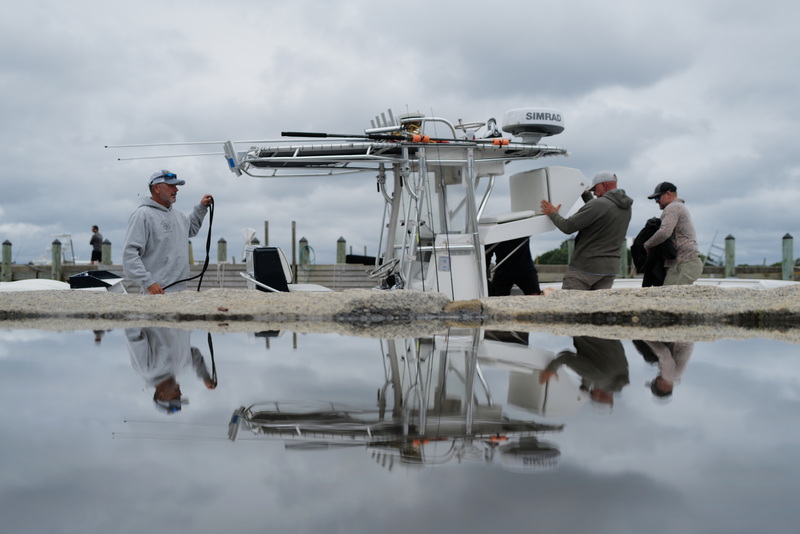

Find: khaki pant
<box><xmin>664</xmin><ymin>257</ymin><xmax>703</xmax><ymax>285</ymax></box>
<box><xmin>562</xmin><ymin>268</ymin><xmax>616</xmax><ymax>290</ymax></box>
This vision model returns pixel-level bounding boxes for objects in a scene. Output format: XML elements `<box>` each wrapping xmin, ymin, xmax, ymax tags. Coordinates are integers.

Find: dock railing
<box><xmin>2</xmin><ymin>234</ymin><xmax>797</xmax><ymax>290</ymax></box>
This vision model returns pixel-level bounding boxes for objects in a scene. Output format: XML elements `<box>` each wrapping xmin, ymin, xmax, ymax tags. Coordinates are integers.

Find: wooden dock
<box><xmin>4</xmin><ymin>263</ymin><xmax>379</xmax><ymax>292</ymax></box>
<box><xmin>2</xmin><ymin>262</ymin><xmax>794</xmax><ymax>293</ymax></box>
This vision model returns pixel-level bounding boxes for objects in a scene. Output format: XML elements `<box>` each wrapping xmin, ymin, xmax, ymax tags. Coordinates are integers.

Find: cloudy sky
<box><xmin>2</xmin><ymin>0</ymin><xmax>799</xmax><ymax>267</ymax></box>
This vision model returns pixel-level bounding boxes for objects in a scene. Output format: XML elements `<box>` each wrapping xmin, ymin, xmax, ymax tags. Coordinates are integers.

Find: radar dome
<box><xmin>502</xmin><ymin>108</ymin><xmax>565</xmax><ymax>144</ymax></box>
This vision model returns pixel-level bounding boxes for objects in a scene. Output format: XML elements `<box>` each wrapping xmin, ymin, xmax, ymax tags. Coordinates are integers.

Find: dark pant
<box><xmin>489</xmin><ymin>268</ymin><xmax>541</xmax><ymax>296</ymax></box>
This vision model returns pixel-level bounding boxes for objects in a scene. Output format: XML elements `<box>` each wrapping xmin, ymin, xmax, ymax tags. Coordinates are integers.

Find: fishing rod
<box><xmin>281</xmin><ymin>131</ymin><xmax>512</xmax><ymax>146</ymax></box>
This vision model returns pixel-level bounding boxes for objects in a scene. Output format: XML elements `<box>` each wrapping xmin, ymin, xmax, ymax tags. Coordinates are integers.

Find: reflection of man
<box><xmin>634</xmin><ymin>340</ymin><xmax>694</xmax><ymax>398</ymax></box>
<box><xmin>539</xmin><ymin>336</ymin><xmax>629</xmax><ymax>407</ymax></box>
<box><xmin>125</xmin><ymin>327</ymin><xmax>216</xmax><ymax>413</ymax></box>
<box><xmin>93</xmin><ymin>329</ymin><xmax>107</xmax><ymax>344</ymax></box>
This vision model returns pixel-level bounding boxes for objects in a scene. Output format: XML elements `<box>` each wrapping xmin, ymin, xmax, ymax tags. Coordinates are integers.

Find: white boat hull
<box><xmin>540</xmin><ymin>277</ymin><xmax>798</xmax><ymax>291</ymax></box>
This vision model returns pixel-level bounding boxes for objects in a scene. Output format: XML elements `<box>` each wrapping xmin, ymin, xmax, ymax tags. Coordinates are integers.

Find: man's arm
<box><xmin>541</xmin><ymin>198</ymin><xmax>603</xmax><ymax>234</ymax></box>
<box><xmin>187</xmin><ymin>196</ymin><xmax>211</xmax><ymax>238</ymax></box>
<box><xmin>190</xmin><ymin>347</ymin><xmax>216</xmax><ymax>389</ymax></box>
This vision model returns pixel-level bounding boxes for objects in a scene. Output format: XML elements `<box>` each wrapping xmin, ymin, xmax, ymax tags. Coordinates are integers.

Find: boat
<box><xmin>542</xmin><ymin>277</ymin><xmax>798</xmax><ymax>291</ymax></box>
<box><xmin>220</xmin><ymin>107</ymin><xmax>588</xmax><ymax>299</ymax></box>
<box><xmin>0</xmin><ymin>279</ymin><xmax>72</xmax><ymax>292</ymax></box>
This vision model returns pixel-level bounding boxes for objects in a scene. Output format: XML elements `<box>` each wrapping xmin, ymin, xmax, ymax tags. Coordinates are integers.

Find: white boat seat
<box><xmin>479</xmin><ymin>166</ymin><xmax>588</xmax><ymax>245</ymax></box>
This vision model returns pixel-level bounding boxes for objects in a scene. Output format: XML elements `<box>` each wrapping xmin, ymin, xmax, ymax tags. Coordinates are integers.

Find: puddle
<box><xmin>1</xmin><ymin>326</ymin><xmax>798</xmax><ymax>533</ymax></box>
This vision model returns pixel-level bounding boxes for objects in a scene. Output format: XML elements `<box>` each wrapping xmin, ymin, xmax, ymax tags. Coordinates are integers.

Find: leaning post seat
<box><xmin>479</xmin><ymin>166</ymin><xmax>588</xmax><ymax>245</ymax></box>
<box><xmin>245</xmin><ymin>246</ymin><xmax>293</xmax><ymax>292</ymax></box>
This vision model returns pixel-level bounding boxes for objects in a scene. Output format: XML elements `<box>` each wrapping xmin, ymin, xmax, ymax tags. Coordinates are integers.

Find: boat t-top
<box><xmin>221</xmin><ymin>107</ymin><xmax>588</xmax><ymax>299</ymax></box>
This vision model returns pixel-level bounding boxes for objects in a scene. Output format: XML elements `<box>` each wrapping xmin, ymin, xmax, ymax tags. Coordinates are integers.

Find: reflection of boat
<box><xmin>217</xmin><ymin>108</ymin><xmax>588</xmax><ymax>299</ymax></box>
<box><xmin>229</xmin><ymin>329</ymin><xmax>583</xmax><ymax>471</ymax></box>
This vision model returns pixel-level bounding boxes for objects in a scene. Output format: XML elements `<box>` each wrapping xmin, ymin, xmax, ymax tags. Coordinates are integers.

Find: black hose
<box><xmin>207</xmin><ymin>332</ymin><xmax>217</xmax><ymax>386</ymax></box>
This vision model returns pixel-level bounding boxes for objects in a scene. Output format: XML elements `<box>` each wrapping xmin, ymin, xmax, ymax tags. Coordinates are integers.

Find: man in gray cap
<box><xmin>644</xmin><ymin>182</ymin><xmax>702</xmax><ymax>285</ymax></box>
<box><xmin>123</xmin><ymin>170</ymin><xmax>213</xmax><ymax>294</ymax></box>
<box><xmin>540</xmin><ymin>171</ymin><xmax>633</xmax><ymax>290</ymax></box>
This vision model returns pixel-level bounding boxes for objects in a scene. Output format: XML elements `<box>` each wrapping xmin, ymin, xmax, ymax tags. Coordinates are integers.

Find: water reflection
<box><xmin>230</xmin><ymin>329</ymin><xmax>566</xmax><ymax>471</ymax></box>
<box><xmin>125</xmin><ymin>327</ymin><xmax>217</xmax><ymax>413</ymax></box>
<box><xmin>92</xmin><ymin>329</ymin><xmax>108</xmax><ymax>344</ymax></box>
<box><xmin>2</xmin><ymin>327</ymin><xmax>800</xmax><ymax>534</ymax></box>
<box><xmin>633</xmin><ymin>340</ymin><xmax>694</xmax><ymax>398</ymax></box>
<box><xmin>539</xmin><ymin>336</ymin><xmax>629</xmax><ymax>408</ymax></box>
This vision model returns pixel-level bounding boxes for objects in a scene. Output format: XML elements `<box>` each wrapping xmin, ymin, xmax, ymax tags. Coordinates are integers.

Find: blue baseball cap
<box><xmin>154</xmin><ymin>396</ymin><xmax>189</xmax><ymax>414</ymax></box>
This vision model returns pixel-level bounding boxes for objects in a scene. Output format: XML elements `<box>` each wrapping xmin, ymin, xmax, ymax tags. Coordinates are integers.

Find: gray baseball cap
<box><xmin>589</xmin><ymin>171</ymin><xmax>617</xmax><ymax>190</ymax></box>
<box><xmin>149</xmin><ymin>170</ymin><xmax>185</xmax><ymax>186</ymax></box>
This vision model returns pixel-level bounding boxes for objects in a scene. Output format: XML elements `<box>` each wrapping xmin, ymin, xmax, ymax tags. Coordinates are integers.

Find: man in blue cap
<box><xmin>123</xmin><ymin>170</ymin><xmax>213</xmax><ymax>294</ymax></box>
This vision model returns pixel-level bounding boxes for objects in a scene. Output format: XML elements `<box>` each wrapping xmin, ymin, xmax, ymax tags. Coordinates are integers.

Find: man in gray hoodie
<box><xmin>123</xmin><ymin>170</ymin><xmax>213</xmax><ymax>294</ymax></box>
<box><xmin>540</xmin><ymin>171</ymin><xmax>633</xmax><ymax>290</ymax></box>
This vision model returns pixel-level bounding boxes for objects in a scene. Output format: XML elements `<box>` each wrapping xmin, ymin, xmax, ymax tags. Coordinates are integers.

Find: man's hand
<box><xmin>539</xmin><ymin>369</ymin><xmax>559</xmax><ymax>384</ymax></box>
<box><xmin>540</xmin><ymin>199</ymin><xmax>561</xmax><ymax>216</ymax></box>
<box><xmin>147</xmin><ymin>283</ymin><xmax>165</xmax><ymax>295</ymax></box>
<box><xmin>200</xmin><ymin>194</ymin><xmax>214</xmax><ymax>207</ymax></box>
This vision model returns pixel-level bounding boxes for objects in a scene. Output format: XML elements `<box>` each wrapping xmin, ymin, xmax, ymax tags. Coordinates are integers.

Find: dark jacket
<box><xmin>547</xmin><ymin>188</ymin><xmax>633</xmax><ymax>275</ymax></box>
<box><xmin>631</xmin><ymin>218</ymin><xmax>676</xmax><ymax>287</ymax></box>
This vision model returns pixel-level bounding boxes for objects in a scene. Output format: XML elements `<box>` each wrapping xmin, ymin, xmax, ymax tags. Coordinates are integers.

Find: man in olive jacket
<box><xmin>540</xmin><ymin>171</ymin><xmax>633</xmax><ymax>290</ymax></box>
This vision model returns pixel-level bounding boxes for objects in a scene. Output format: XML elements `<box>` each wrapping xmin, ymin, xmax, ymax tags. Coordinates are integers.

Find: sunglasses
<box><xmin>150</xmin><ymin>172</ymin><xmax>178</xmax><ymax>185</ymax></box>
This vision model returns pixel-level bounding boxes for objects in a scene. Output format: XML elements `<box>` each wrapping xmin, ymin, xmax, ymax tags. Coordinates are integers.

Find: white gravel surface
<box><xmin>1</xmin><ymin>285</ymin><xmax>799</xmax><ymax>342</ymax></box>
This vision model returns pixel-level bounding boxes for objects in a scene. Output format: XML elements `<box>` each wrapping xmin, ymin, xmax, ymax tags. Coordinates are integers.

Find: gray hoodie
<box><xmin>123</xmin><ymin>197</ymin><xmax>208</xmax><ymax>292</ymax></box>
<box><xmin>548</xmin><ymin>188</ymin><xmax>634</xmax><ymax>275</ymax></box>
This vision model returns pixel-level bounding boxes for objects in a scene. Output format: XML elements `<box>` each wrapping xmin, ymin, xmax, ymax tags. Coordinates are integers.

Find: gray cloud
<box><xmin>1</xmin><ymin>0</ymin><xmax>799</xmax><ymax>267</ymax></box>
